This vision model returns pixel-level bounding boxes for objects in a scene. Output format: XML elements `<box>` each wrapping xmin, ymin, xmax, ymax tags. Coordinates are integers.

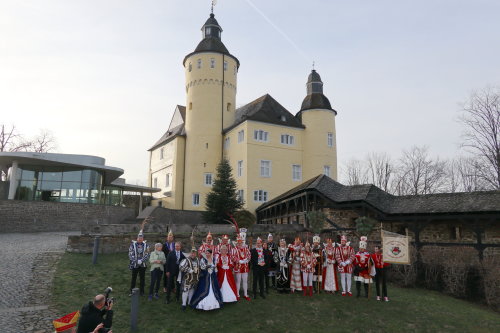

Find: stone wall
<box><xmin>67</xmin><ymin>223</ymin><xmax>307</xmax><ymax>254</ymax></box>
<box><xmin>137</xmin><ymin>206</ymin><xmax>204</xmax><ymax>225</ymax></box>
<box><xmin>0</xmin><ymin>200</ymin><xmax>136</xmax><ymax>233</ymax></box>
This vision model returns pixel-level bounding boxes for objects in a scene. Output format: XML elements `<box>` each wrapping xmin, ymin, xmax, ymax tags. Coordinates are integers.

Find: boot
<box><xmin>356</xmin><ymin>281</ymin><xmax>361</xmax><ymax>298</ymax></box>
<box><xmin>309</xmin><ymin>286</ymin><xmax>313</xmax><ymax>297</ymax></box>
<box><xmin>364</xmin><ymin>284</ymin><xmax>369</xmax><ymax>298</ymax></box>
<box><xmin>303</xmin><ymin>288</ymin><xmax>307</xmax><ymax>296</ymax></box>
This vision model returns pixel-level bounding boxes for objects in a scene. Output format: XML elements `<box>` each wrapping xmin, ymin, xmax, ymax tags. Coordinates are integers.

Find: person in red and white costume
<box><xmin>335</xmin><ymin>235</ymin><xmax>355</xmax><ymax>296</ymax></box>
<box><xmin>289</xmin><ymin>237</ymin><xmax>303</xmax><ymax>293</ymax></box>
<box><xmin>216</xmin><ymin>244</ymin><xmax>238</xmax><ymax>303</ymax></box>
<box><xmin>322</xmin><ymin>237</ymin><xmax>338</xmax><ymax>293</ymax></box>
<box><xmin>215</xmin><ymin>234</ymin><xmax>233</xmax><ymax>256</ymax></box>
<box><xmin>199</xmin><ymin>232</ymin><xmax>215</xmax><ymax>259</ymax></box>
<box><xmin>300</xmin><ymin>241</ymin><xmax>317</xmax><ymax>297</ymax></box>
<box><xmin>231</xmin><ymin>230</ymin><xmax>251</xmax><ymax>301</ymax></box>
<box><xmin>371</xmin><ymin>245</ymin><xmax>390</xmax><ymax>301</ymax></box>
<box><xmin>353</xmin><ymin>236</ymin><xmax>374</xmax><ymax>298</ymax></box>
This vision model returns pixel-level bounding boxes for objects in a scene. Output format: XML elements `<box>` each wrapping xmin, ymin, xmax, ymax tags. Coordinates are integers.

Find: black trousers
<box><xmin>149</xmin><ymin>268</ymin><xmax>163</xmax><ymax>296</ymax></box>
<box><xmin>130</xmin><ymin>267</ymin><xmax>146</xmax><ymax>294</ymax></box>
<box><xmin>166</xmin><ymin>273</ymin><xmax>180</xmax><ymax>301</ymax></box>
<box><xmin>163</xmin><ymin>264</ymin><xmax>168</xmax><ymax>288</ymax></box>
<box><xmin>253</xmin><ymin>267</ymin><xmax>265</xmax><ymax>296</ymax></box>
<box><xmin>375</xmin><ymin>267</ymin><xmax>388</xmax><ymax>297</ymax></box>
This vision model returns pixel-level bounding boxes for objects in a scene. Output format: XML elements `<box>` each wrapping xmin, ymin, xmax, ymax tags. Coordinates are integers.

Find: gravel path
<box><xmin>0</xmin><ymin>232</ymin><xmax>77</xmax><ymax>333</ymax></box>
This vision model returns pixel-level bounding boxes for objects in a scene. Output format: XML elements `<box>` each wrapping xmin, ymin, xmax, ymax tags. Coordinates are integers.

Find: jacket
<box><xmin>76</xmin><ymin>301</ymin><xmax>113</xmax><ymax>333</ymax></box>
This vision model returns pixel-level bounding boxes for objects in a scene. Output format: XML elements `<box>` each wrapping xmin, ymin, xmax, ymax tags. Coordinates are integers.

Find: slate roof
<box><xmin>257</xmin><ymin>174</ymin><xmax>500</xmax><ymax>216</ymax></box>
<box><xmin>224</xmin><ymin>94</ymin><xmax>305</xmax><ymax>133</ymax></box>
<box><xmin>299</xmin><ymin>93</ymin><xmax>335</xmax><ymax>112</ymax></box>
<box><xmin>148</xmin><ymin>106</ymin><xmax>186</xmax><ymax>151</ymax></box>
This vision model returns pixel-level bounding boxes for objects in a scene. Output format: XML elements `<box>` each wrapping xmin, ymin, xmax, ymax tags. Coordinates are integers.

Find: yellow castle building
<box><xmin>148</xmin><ymin>12</ymin><xmax>338</xmax><ymax>213</ymax></box>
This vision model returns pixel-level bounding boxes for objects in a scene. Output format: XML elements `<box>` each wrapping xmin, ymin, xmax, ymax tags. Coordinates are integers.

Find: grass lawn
<box><xmin>52</xmin><ymin>253</ymin><xmax>500</xmax><ymax>333</ymax></box>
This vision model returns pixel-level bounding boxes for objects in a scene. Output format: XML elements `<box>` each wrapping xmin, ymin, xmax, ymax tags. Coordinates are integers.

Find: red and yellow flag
<box><xmin>53</xmin><ymin>311</ymin><xmax>80</xmax><ymax>332</ymax></box>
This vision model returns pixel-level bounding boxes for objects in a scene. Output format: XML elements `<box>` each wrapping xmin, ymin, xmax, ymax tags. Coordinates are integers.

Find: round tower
<box><xmin>298</xmin><ymin>69</ymin><xmax>338</xmax><ymax>180</ymax></box>
<box><xmin>182</xmin><ymin>13</ymin><xmax>239</xmax><ymax>210</ymax></box>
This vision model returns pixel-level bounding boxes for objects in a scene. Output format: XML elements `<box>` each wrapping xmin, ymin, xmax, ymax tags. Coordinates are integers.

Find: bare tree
<box><xmin>447</xmin><ymin>156</ymin><xmax>489</xmax><ymax>192</ymax></box>
<box><xmin>366</xmin><ymin>152</ymin><xmax>393</xmax><ymax>192</ymax></box>
<box><xmin>29</xmin><ymin>129</ymin><xmax>57</xmax><ymax>153</ymax></box>
<box><xmin>343</xmin><ymin>158</ymin><xmax>368</xmax><ymax>185</ymax></box>
<box><xmin>0</xmin><ymin>124</ymin><xmax>30</xmax><ymax>152</ymax></box>
<box><xmin>459</xmin><ymin>87</ymin><xmax>500</xmax><ymax>189</ymax></box>
<box><xmin>392</xmin><ymin>146</ymin><xmax>447</xmax><ymax>195</ymax></box>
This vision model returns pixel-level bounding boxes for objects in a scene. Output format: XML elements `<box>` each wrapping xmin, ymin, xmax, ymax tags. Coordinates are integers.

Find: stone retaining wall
<box><xmin>0</xmin><ymin>200</ymin><xmax>135</xmax><ymax>233</ymax></box>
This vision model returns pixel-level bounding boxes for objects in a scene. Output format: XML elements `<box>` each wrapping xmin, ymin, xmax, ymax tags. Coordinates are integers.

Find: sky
<box><xmin>1</xmin><ymin>0</ymin><xmax>499</xmax><ymax>185</ymax></box>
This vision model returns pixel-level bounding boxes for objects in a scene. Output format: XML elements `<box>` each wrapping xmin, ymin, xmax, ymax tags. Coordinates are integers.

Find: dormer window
<box><xmin>205</xmin><ymin>27</ymin><xmax>211</xmax><ymax>36</ymax></box>
<box><xmin>280</xmin><ymin>115</ymin><xmax>286</xmax><ymax>122</ymax></box>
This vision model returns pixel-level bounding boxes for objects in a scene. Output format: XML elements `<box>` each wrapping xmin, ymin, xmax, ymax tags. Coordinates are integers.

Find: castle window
<box><xmin>224</xmin><ymin>61</ymin><xmax>228</xmax><ymax>71</ymax></box>
<box><xmin>227</xmin><ymin>102</ymin><xmax>231</xmax><ymax>112</ymax></box>
<box><xmin>205</xmin><ymin>143</ymin><xmax>208</xmax><ymax>149</ymax></box>
<box><xmin>292</xmin><ymin>165</ymin><xmax>302</xmax><ymax>181</ymax></box>
<box><xmin>280</xmin><ymin>134</ymin><xmax>294</xmax><ymax>145</ymax></box>
<box><xmin>210</xmin><ymin>58</ymin><xmax>215</xmax><ymax>68</ymax></box>
<box><xmin>189</xmin><ymin>102</ymin><xmax>192</xmax><ymax>110</ymax></box>
<box><xmin>197</xmin><ymin>59</ymin><xmax>202</xmax><ymax>69</ymax></box>
<box><xmin>188</xmin><ymin>62</ymin><xmax>192</xmax><ymax>72</ymax></box>
<box><xmin>323</xmin><ymin>165</ymin><xmax>331</xmax><ymax>177</ymax></box>
<box><xmin>153</xmin><ymin>177</ymin><xmax>158</xmax><ymax>188</ymax></box>
<box><xmin>166</xmin><ymin>173</ymin><xmax>170</xmax><ymax>187</ymax></box>
<box><xmin>192</xmin><ymin>193</ymin><xmax>200</xmax><ymax>206</ymax></box>
<box><xmin>253</xmin><ymin>190</ymin><xmax>268</xmax><ymax>202</ymax></box>
<box><xmin>204</xmin><ymin>173</ymin><xmax>213</xmax><ymax>186</ymax></box>
<box><xmin>260</xmin><ymin>160</ymin><xmax>271</xmax><ymax>177</ymax></box>
<box><xmin>450</xmin><ymin>226</ymin><xmax>462</xmax><ymax>240</ymax></box>
<box><xmin>237</xmin><ymin>160</ymin><xmax>243</xmax><ymax>177</ymax></box>
<box><xmin>254</xmin><ymin>130</ymin><xmax>269</xmax><ymax>142</ymax></box>
<box><xmin>238</xmin><ymin>130</ymin><xmax>244</xmax><ymax>143</ymax></box>
<box><xmin>237</xmin><ymin>189</ymin><xmax>244</xmax><ymax>203</ymax></box>
<box><xmin>160</xmin><ymin>148</ymin><xmax>164</xmax><ymax>159</ymax></box>
<box><xmin>224</xmin><ymin>137</ymin><xmax>230</xmax><ymax>149</ymax></box>
<box><xmin>327</xmin><ymin>132</ymin><xmax>334</xmax><ymax>147</ymax></box>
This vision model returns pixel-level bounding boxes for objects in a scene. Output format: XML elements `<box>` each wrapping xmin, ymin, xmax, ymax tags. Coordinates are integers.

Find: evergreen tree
<box><xmin>203</xmin><ymin>158</ymin><xmax>243</xmax><ymax>224</ymax></box>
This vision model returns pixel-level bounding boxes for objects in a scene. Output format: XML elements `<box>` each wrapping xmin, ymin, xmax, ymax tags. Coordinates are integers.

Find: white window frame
<box><xmin>260</xmin><ymin>160</ymin><xmax>271</xmax><ymax>178</ymax></box>
<box><xmin>192</xmin><ymin>193</ymin><xmax>200</xmax><ymax>206</ymax></box>
<box><xmin>153</xmin><ymin>177</ymin><xmax>158</xmax><ymax>188</ymax></box>
<box><xmin>237</xmin><ymin>189</ymin><xmax>244</xmax><ymax>203</ymax></box>
<box><xmin>253</xmin><ymin>190</ymin><xmax>268</xmax><ymax>202</ymax></box>
<box><xmin>210</xmin><ymin>58</ymin><xmax>215</xmax><ymax>68</ymax></box>
<box><xmin>324</xmin><ymin>165</ymin><xmax>331</xmax><ymax>177</ymax></box>
<box><xmin>292</xmin><ymin>164</ymin><xmax>302</xmax><ymax>181</ymax></box>
<box><xmin>204</xmin><ymin>173</ymin><xmax>213</xmax><ymax>186</ymax></box>
<box><xmin>224</xmin><ymin>137</ymin><xmax>230</xmax><ymax>149</ymax></box>
<box><xmin>238</xmin><ymin>130</ymin><xmax>244</xmax><ymax>143</ymax></box>
<box><xmin>253</xmin><ymin>130</ymin><xmax>269</xmax><ymax>142</ymax></box>
<box><xmin>224</xmin><ymin>61</ymin><xmax>228</xmax><ymax>71</ymax></box>
<box><xmin>327</xmin><ymin>132</ymin><xmax>334</xmax><ymax>147</ymax></box>
<box><xmin>280</xmin><ymin>134</ymin><xmax>295</xmax><ymax>145</ymax></box>
<box><xmin>237</xmin><ymin>160</ymin><xmax>243</xmax><ymax>177</ymax></box>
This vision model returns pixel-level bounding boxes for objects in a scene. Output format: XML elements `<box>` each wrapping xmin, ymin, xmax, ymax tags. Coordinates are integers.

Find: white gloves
<box><xmin>345</xmin><ymin>260</ymin><xmax>351</xmax><ymax>265</ymax></box>
<box><xmin>189</xmin><ymin>269</ymin><xmax>194</xmax><ymax>274</ymax></box>
<box><xmin>138</xmin><ymin>260</ymin><xmax>142</xmax><ymax>265</ymax></box>
<box><xmin>239</xmin><ymin>259</ymin><xmax>245</xmax><ymax>264</ymax></box>
<box><xmin>307</xmin><ymin>265</ymin><xmax>311</xmax><ymax>269</ymax></box>
<box><xmin>341</xmin><ymin>262</ymin><xmax>347</xmax><ymax>267</ymax></box>
<box><xmin>280</xmin><ymin>262</ymin><xmax>286</xmax><ymax>268</ymax></box>
<box><xmin>222</xmin><ymin>265</ymin><xmax>229</xmax><ymax>270</ymax></box>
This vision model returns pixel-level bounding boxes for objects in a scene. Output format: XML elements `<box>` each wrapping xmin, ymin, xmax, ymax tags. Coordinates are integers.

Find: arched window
<box><xmin>227</xmin><ymin>102</ymin><xmax>231</xmax><ymax>112</ymax></box>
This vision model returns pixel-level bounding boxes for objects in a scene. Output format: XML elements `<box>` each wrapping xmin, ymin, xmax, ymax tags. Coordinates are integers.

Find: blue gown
<box><xmin>190</xmin><ymin>257</ymin><xmax>223</xmax><ymax>310</ymax></box>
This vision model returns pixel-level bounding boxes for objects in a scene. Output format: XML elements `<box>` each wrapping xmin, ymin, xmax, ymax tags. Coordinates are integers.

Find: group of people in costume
<box><xmin>128</xmin><ymin>228</ymin><xmax>390</xmax><ymax>312</ymax></box>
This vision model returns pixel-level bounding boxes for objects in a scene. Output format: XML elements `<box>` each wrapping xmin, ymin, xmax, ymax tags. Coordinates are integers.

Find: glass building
<box><xmin>0</xmin><ymin>152</ymin><xmax>159</xmax><ymax>207</ymax></box>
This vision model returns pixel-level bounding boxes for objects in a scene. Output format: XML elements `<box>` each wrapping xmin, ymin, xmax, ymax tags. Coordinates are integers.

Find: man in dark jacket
<box><xmin>165</xmin><ymin>241</ymin><xmax>185</xmax><ymax>304</ymax></box>
<box><xmin>251</xmin><ymin>237</ymin><xmax>270</xmax><ymax>299</ymax></box>
<box><xmin>77</xmin><ymin>294</ymin><xmax>113</xmax><ymax>333</ymax></box>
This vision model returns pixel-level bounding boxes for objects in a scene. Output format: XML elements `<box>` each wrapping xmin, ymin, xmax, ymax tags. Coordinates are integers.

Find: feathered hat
<box><xmin>359</xmin><ymin>236</ymin><xmax>368</xmax><ymax>249</ymax></box>
<box><xmin>222</xmin><ymin>234</ymin><xmax>229</xmax><ymax>240</ymax></box>
<box><xmin>167</xmin><ymin>230</ymin><xmax>174</xmax><ymax>237</ymax></box>
<box><xmin>313</xmin><ymin>235</ymin><xmax>321</xmax><ymax>243</ymax></box>
<box><xmin>341</xmin><ymin>235</ymin><xmax>348</xmax><ymax>242</ymax></box>
<box><xmin>267</xmin><ymin>233</ymin><xmax>273</xmax><ymax>240</ymax></box>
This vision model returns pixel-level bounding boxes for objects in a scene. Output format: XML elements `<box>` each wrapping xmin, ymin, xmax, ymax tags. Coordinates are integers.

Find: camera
<box><xmin>104</xmin><ymin>287</ymin><xmax>115</xmax><ymax>307</ymax></box>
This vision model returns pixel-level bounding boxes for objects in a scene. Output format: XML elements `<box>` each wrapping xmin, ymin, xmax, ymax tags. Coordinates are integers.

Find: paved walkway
<box><xmin>0</xmin><ymin>232</ymin><xmax>77</xmax><ymax>333</ymax></box>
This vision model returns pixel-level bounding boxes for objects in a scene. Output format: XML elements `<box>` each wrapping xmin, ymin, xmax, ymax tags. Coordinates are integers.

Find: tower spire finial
<box><xmin>211</xmin><ymin>0</ymin><xmax>217</xmax><ymax>14</ymax></box>
<box><xmin>312</xmin><ymin>61</ymin><xmax>315</xmax><ymax>70</ymax></box>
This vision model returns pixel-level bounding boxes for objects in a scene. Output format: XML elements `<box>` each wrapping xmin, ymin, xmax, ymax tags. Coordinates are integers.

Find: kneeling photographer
<box><xmin>77</xmin><ymin>290</ymin><xmax>113</xmax><ymax>333</ymax></box>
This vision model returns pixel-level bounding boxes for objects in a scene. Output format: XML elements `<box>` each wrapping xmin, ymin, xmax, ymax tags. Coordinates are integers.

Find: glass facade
<box><xmin>14</xmin><ymin>165</ymin><xmax>122</xmax><ymax>205</ymax></box>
